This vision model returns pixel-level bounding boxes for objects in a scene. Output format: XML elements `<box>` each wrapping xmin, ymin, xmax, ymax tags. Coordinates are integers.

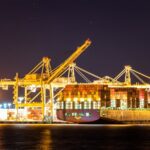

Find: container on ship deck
<box><xmin>106</xmin><ymin>100</ymin><xmax>111</xmax><ymax>107</ymax></box>
<box><xmin>138</xmin><ymin>89</ymin><xmax>148</xmax><ymax>108</ymax></box>
<box><xmin>144</xmin><ymin>98</ymin><xmax>148</xmax><ymax>108</ymax></box>
<box><xmin>136</xmin><ymin>98</ymin><xmax>140</xmax><ymax>108</ymax></box>
<box><xmin>116</xmin><ymin>99</ymin><xmax>120</xmax><ymax>108</ymax></box>
<box><xmin>127</xmin><ymin>88</ymin><xmax>136</xmax><ymax>108</ymax></box>
<box><xmin>100</xmin><ymin>90</ymin><xmax>110</xmax><ymax>100</ymax></box>
<box><xmin>148</xmin><ymin>91</ymin><xmax>150</xmax><ymax>102</ymax></box>
<box><xmin>132</xmin><ymin>98</ymin><xmax>136</xmax><ymax>108</ymax></box>
<box><xmin>101</xmin><ymin>100</ymin><xmax>106</xmax><ymax>107</ymax></box>
<box><xmin>127</xmin><ymin>98</ymin><xmax>131</xmax><ymax>108</ymax></box>
<box><xmin>139</xmin><ymin>89</ymin><xmax>145</xmax><ymax>100</ymax></box>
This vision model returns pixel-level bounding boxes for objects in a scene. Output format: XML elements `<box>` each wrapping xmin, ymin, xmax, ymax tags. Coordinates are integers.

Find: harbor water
<box><xmin>0</xmin><ymin>124</ymin><xmax>149</xmax><ymax>150</ymax></box>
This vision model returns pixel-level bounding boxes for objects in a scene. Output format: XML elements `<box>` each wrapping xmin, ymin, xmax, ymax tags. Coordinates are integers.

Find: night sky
<box><xmin>0</xmin><ymin>1</ymin><xmax>150</xmax><ymax>82</ymax></box>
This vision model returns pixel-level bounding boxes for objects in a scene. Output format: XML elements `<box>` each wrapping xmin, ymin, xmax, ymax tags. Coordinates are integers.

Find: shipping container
<box><xmin>116</xmin><ymin>99</ymin><xmax>120</xmax><ymax>108</ymax></box>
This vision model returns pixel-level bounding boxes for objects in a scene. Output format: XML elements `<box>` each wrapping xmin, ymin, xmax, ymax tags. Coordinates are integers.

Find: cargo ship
<box><xmin>56</xmin><ymin>84</ymin><xmax>101</xmax><ymax>123</ymax></box>
<box><xmin>56</xmin><ymin>83</ymin><xmax>150</xmax><ymax>123</ymax></box>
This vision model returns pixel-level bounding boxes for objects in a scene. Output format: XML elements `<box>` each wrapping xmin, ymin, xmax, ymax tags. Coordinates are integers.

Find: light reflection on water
<box><xmin>37</xmin><ymin>129</ymin><xmax>52</xmax><ymax>150</ymax></box>
<box><xmin>0</xmin><ymin>124</ymin><xmax>149</xmax><ymax>150</ymax></box>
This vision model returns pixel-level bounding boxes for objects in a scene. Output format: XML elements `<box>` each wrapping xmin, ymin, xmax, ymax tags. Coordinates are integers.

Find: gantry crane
<box><xmin>11</xmin><ymin>57</ymin><xmax>52</xmax><ymax>120</ymax></box>
<box><xmin>46</xmin><ymin>39</ymin><xmax>91</xmax><ymax>121</ymax></box>
<box><xmin>47</xmin><ymin>39</ymin><xmax>91</xmax><ymax>83</ymax></box>
<box><xmin>0</xmin><ymin>39</ymin><xmax>91</xmax><ymax>121</ymax></box>
<box><xmin>0</xmin><ymin>39</ymin><xmax>150</xmax><ymax>122</ymax></box>
<box><xmin>110</xmin><ymin>65</ymin><xmax>150</xmax><ymax>89</ymax></box>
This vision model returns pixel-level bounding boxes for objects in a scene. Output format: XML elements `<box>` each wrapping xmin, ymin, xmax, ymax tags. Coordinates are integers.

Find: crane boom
<box><xmin>47</xmin><ymin>39</ymin><xmax>91</xmax><ymax>83</ymax></box>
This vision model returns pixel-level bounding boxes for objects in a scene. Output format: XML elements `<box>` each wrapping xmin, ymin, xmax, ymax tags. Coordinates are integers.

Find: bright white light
<box><xmin>8</xmin><ymin>103</ymin><xmax>11</xmax><ymax>108</ymax></box>
<box><xmin>80</xmin><ymin>98</ymin><xmax>84</xmax><ymax>102</ymax></box>
<box><xmin>73</xmin><ymin>97</ymin><xmax>78</xmax><ymax>101</ymax></box>
<box><xmin>87</xmin><ymin>98</ymin><xmax>92</xmax><ymax>101</ymax></box>
<box><xmin>0</xmin><ymin>109</ymin><xmax>7</xmax><ymax>120</ymax></box>
<box><xmin>28</xmin><ymin>85</ymin><xmax>36</xmax><ymax>93</ymax></box>
<box><xmin>18</xmin><ymin>97</ymin><xmax>24</xmax><ymax>102</ymax></box>
<box><xmin>3</xmin><ymin>103</ymin><xmax>7</xmax><ymax>109</ymax></box>
<box><xmin>66</xmin><ymin>98</ymin><xmax>71</xmax><ymax>101</ymax></box>
<box><xmin>86</xmin><ymin>112</ymin><xmax>90</xmax><ymax>117</ymax></box>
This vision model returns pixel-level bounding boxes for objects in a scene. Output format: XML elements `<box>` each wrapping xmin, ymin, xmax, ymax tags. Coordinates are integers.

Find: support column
<box><xmin>49</xmin><ymin>83</ymin><xmax>53</xmax><ymax>123</ymax></box>
<box><xmin>13</xmin><ymin>73</ymin><xmax>19</xmax><ymax>120</ymax></box>
<box><xmin>41</xmin><ymin>81</ymin><xmax>46</xmax><ymax>121</ymax></box>
<box><xmin>24</xmin><ymin>86</ymin><xmax>28</xmax><ymax>120</ymax></box>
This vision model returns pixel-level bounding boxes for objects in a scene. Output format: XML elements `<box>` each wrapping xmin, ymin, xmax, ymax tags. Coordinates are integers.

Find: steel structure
<box><xmin>114</xmin><ymin>65</ymin><xmax>150</xmax><ymax>86</ymax></box>
<box><xmin>0</xmin><ymin>39</ymin><xmax>150</xmax><ymax>122</ymax></box>
<box><xmin>0</xmin><ymin>39</ymin><xmax>91</xmax><ymax>122</ymax></box>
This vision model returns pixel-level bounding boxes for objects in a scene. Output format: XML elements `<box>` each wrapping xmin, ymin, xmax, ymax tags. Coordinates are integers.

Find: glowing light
<box><xmin>66</xmin><ymin>98</ymin><xmax>71</xmax><ymax>101</ymax></box>
<box><xmin>3</xmin><ymin>103</ymin><xmax>7</xmax><ymax>109</ymax></box>
<box><xmin>73</xmin><ymin>97</ymin><xmax>78</xmax><ymax>101</ymax></box>
<box><xmin>0</xmin><ymin>109</ymin><xmax>7</xmax><ymax>120</ymax></box>
<box><xmin>80</xmin><ymin>98</ymin><xmax>84</xmax><ymax>102</ymax></box>
<box><xmin>22</xmin><ymin>108</ymin><xmax>28</xmax><ymax>116</ymax></box>
<box><xmin>8</xmin><ymin>103</ymin><xmax>11</xmax><ymax>108</ymax></box>
<box><xmin>18</xmin><ymin>97</ymin><xmax>24</xmax><ymax>103</ymax></box>
<box><xmin>29</xmin><ymin>85</ymin><xmax>36</xmax><ymax>93</ymax></box>
<box><xmin>85</xmin><ymin>112</ymin><xmax>90</xmax><ymax>117</ymax></box>
<box><xmin>87</xmin><ymin>98</ymin><xmax>92</xmax><ymax>101</ymax></box>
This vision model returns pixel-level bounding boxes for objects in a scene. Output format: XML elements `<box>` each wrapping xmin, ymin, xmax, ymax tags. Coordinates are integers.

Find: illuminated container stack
<box><xmin>58</xmin><ymin>84</ymin><xmax>101</xmax><ymax>109</ymax></box>
<box><xmin>56</xmin><ymin>84</ymin><xmax>150</xmax><ymax>123</ymax></box>
<box><xmin>110</xmin><ymin>88</ymin><xmax>128</xmax><ymax>109</ymax></box>
<box><xmin>100</xmin><ymin>85</ymin><xmax>110</xmax><ymax>107</ymax></box>
<box><xmin>58</xmin><ymin>85</ymin><xmax>150</xmax><ymax>110</ymax></box>
<box><xmin>127</xmin><ymin>88</ymin><xmax>138</xmax><ymax>108</ymax></box>
<box><xmin>56</xmin><ymin>84</ymin><xmax>102</xmax><ymax>123</ymax></box>
<box><xmin>101</xmin><ymin>88</ymin><xmax>150</xmax><ymax>122</ymax></box>
<box><xmin>126</xmin><ymin>88</ymin><xmax>149</xmax><ymax>109</ymax></box>
<box><xmin>138</xmin><ymin>89</ymin><xmax>149</xmax><ymax>108</ymax></box>
<box><xmin>109</xmin><ymin>88</ymin><xmax>150</xmax><ymax>109</ymax></box>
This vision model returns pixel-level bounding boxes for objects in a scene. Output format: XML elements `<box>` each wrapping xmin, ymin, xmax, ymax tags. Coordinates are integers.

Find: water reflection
<box><xmin>37</xmin><ymin>129</ymin><xmax>53</xmax><ymax>150</ymax></box>
<box><xmin>0</xmin><ymin>124</ymin><xmax>52</xmax><ymax>149</ymax></box>
<box><xmin>0</xmin><ymin>128</ymin><xmax>4</xmax><ymax>150</ymax></box>
<box><xmin>0</xmin><ymin>124</ymin><xmax>149</xmax><ymax>150</ymax></box>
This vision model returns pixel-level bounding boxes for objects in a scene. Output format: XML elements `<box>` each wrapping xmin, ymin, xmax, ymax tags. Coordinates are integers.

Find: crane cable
<box><xmin>74</xmin><ymin>67</ymin><xmax>91</xmax><ymax>83</ymax></box>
